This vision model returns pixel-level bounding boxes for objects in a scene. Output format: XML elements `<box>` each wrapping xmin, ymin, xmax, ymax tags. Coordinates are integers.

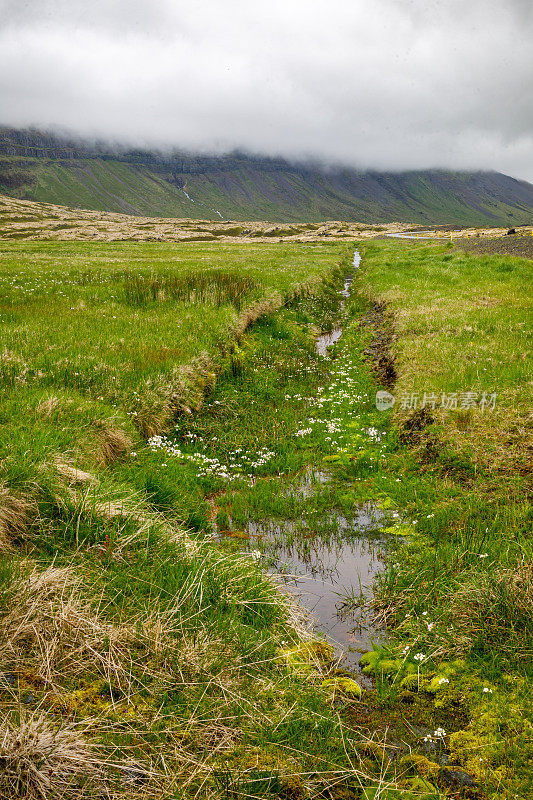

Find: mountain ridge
<box><xmin>1</xmin><ymin>126</ymin><xmax>532</xmax><ymax>225</ymax></box>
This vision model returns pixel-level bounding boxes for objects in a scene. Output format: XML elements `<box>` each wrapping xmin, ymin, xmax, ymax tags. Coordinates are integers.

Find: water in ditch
<box><xmin>247</xmin><ymin>505</ymin><xmax>386</xmax><ymax>678</ymax></box>
<box><xmin>250</xmin><ymin>248</ymin><xmax>387</xmax><ymax>676</ymax></box>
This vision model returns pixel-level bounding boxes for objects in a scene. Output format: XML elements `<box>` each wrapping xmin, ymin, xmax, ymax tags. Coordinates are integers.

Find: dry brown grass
<box><xmin>230</xmin><ymin>296</ymin><xmax>283</xmax><ymax>344</ymax></box>
<box><xmin>0</xmin><ymin>193</ymin><xmax>413</xmax><ymax>243</ymax></box>
<box><xmin>0</xmin><ymin>565</ymin><xmax>148</xmax><ymax>687</ymax></box>
<box><xmin>54</xmin><ymin>460</ymin><xmax>99</xmax><ymax>487</ymax></box>
<box><xmin>0</xmin><ymin>713</ymin><xmax>101</xmax><ymax>800</ymax></box>
<box><xmin>133</xmin><ymin>399</ymin><xmax>173</xmax><ymax>439</ymax></box>
<box><xmin>93</xmin><ymin>424</ymin><xmax>133</xmax><ymax>467</ymax></box>
<box><xmin>0</xmin><ymin>484</ymin><xmax>37</xmax><ymax>550</ymax></box>
<box><xmin>35</xmin><ymin>396</ymin><xmax>61</xmax><ymax>417</ymax></box>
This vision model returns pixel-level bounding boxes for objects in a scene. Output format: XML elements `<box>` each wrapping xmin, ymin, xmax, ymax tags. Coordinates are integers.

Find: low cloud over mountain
<box><xmin>1</xmin><ymin>1</ymin><xmax>532</xmax><ymax>180</ymax></box>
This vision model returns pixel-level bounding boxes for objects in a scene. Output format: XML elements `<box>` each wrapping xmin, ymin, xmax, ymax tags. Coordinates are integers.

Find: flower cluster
<box><xmin>147</xmin><ymin>434</ymin><xmax>275</xmax><ymax>482</ymax></box>
<box><xmin>295</xmin><ymin>428</ymin><xmax>312</xmax><ymax>437</ymax></box>
<box><xmin>423</xmin><ymin>727</ymin><xmax>447</xmax><ymax>743</ymax></box>
<box><xmin>291</xmin><ymin>349</ymin><xmax>386</xmax><ymax>457</ymax></box>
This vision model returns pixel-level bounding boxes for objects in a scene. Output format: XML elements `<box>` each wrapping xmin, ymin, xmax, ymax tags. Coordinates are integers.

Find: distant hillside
<box><xmin>1</xmin><ymin>126</ymin><xmax>533</xmax><ymax>225</ymax></box>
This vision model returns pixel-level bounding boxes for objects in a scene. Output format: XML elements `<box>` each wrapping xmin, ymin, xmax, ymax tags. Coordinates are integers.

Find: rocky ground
<box><xmin>0</xmin><ymin>194</ymin><xmax>407</xmax><ymax>243</ymax></box>
<box><xmin>456</xmin><ymin>232</ymin><xmax>533</xmax><ymax>259</ymax></box>
<box><xmin>2</xmin><ymin>192</ymin><xmax>532</xmax><ymax>245</ymax></box>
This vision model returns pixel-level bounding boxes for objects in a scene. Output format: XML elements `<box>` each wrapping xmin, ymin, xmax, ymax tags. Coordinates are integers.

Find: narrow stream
<box><xmin>251</xmin><ymin>249</ymin><xmax>386</xmax><ymax>675</ymax></box>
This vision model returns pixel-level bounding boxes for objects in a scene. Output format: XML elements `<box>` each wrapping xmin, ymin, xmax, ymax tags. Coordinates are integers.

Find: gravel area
<box><xmin>457</xmin><ymin>233</ymin><xmax>533</xmax><ymax>259</ymax></box>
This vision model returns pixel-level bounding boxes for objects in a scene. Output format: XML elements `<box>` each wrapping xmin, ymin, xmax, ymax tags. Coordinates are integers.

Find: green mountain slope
<box><xmin>1</xmin><ymin>127</ymin><xmax>532</xmax><ymax>224</ymax></box>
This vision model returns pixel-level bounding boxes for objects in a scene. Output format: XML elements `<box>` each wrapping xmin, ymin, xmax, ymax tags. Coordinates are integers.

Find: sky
<box><xmin>1</xmin><ymin>0</ymin><xmax>532</xmax><ymax>180</ymax></box>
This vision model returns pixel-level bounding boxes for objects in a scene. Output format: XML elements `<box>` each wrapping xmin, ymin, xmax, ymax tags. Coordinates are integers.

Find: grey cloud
<box><xmin>0</xmin><ymin>0</ymin><xmax>532</xmax><ymax>180</ymax></box>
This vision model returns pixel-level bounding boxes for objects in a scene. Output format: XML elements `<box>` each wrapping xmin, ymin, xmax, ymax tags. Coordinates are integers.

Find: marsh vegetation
<box><xmin>0</xmin><ymin>220</ymin><xmax>530</xmax><ymax>799</ymax></box>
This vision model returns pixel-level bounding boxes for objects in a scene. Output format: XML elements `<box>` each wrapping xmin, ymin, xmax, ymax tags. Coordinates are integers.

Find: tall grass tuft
<box><xmin>0</xmin><ymin>713</ymin><xmax>101</xmax><ymax>799</ymax></box>
<box><xmin>123</xmin><ymin>269</ymin><xmax>257</xmax><ymax>309</ymax></box>
<box><xmin>0</xmin><ymin>484</ymin><xmax>37</xmax><ymax>551</ymax></box>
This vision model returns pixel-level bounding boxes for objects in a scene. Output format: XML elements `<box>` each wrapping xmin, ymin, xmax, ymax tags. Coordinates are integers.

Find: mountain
<box><xmin>1</xmin><ymin>126</ymin><xmax>532</xmax><ymax>225</ymax></box>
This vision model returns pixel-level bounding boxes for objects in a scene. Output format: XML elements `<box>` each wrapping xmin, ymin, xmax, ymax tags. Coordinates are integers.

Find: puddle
<box><xmin>291</xmin><ymin>467</ymin><xmax>331</xmax><ymax>499</ymax></box>
<box><xmin>316</xmin><ymin>248</ymin><xmax>360</xmax><ymax>357</ymax></box>
<box><xmin>247</xmin><ymin>506</ymin><xmax>386</xmax><ymax>677</ymax></box>
<box><xmin>316</xmin><ymin>327</ymin><xmax>343</xmax><ymax>357</ymax></box>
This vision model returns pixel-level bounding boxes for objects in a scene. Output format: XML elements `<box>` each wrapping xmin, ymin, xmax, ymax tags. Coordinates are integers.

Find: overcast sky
<box><xmin>1</xmin><ymin>0</ymin><xmax>532</xmax><ymax>180</ymax></box>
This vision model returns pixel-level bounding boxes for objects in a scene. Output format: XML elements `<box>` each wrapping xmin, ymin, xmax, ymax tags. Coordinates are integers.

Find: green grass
<box><xmin>0</xmin><ymin>232</ymin><xmax>531</xmax><ymax>799</ymax></box>
<box><xmin>2</xmin><ymin>154</ymin><xmax>533</xmax><ymax>225</ymax></box>
<box><xmin>1</xmin><ymin>238</ymin><xmax>384</xmax><ymax>799</ymax></box>
<box><xmin>344</xmin><ymin>240</ymin><xmax>533</xmax><ymax>799</ymax></box>
<box><xmin>0</xmin><ymin>239</ymin><xmax>342</xmax><ymax>442</ymax></box>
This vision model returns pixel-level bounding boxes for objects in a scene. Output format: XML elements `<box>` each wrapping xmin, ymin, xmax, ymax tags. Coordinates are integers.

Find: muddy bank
<box><xmin>359</xmin><ymin>303</ymin><xmax>397</xmax><ymax>389</ymax></box>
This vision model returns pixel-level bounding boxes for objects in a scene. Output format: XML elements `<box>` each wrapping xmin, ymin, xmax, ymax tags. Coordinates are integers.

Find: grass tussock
<box><xmin>0</xmin><ymin>565</ymin><xmax>146</xmax><ymax>686</ymax></box>
<box><xmin>0</xmin><ymin>485</ymin><xmax>37</xmax><ymax>551</ymax></box>
<box><xmin>93</xmin><ymin>423</ymin><xmax>133</xmax><ymax>467</ymax></box>
<box><xmin>0</xmin><ymin>713</ymin><xmax>100</xmax><ymax>800</ymax></box>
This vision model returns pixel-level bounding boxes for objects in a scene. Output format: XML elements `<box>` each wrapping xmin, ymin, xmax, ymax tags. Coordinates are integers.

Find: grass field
<box><xmin>0</xmin><ymin>224</ymin><xmax>531</xmax><ymax>799</ymax></box>
<box><xmin>0</xmin><ymin>237</ymin><xmax>371</xmax><ymax>800</ymax></box>
<box><xmin>350</xmin><ymin>241</ymin><xmax>532</xmax><ymax>799</ymax></box>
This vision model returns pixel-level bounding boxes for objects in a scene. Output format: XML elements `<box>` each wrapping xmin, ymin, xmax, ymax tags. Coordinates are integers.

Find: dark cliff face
<box><xmin>0</xmin><ymin>127</ymin><xmax>294</xmax><ymax>172</ymax></box>
<box><xmin>1</xmin><ymin>126</ymin><xmax>532</xmax><ymax>225</ymax></box>
<box><xmin>0</xmin><ymin>127</ymin><xmax>94</xmax><ymax>159</ymax></box>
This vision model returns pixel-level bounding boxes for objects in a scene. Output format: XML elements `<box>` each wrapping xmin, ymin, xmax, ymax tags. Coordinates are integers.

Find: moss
<box><xmin>277</xmin><ymin>640</ymin><xmax>334</xmax><ymax>674</ymax></box>
<box><xmin>378</xmin><ymin>659</ymin><xmax>404</xmax><ymax>676</ymax></box>
<box><xmin>48</xmin><ymin>679</ymin><xmax>153</xmax><ymax>720</ymax></box>
<box><xmin>400</xmin><ymin>673</ymin><xmax>424</xmax><ymax>692</ymax></box>
<box><xmin>381</xmin><ymin>523</ymin><xmax>415</xmax><ymax>537</ymax></box>
<box><xmin>321</xmin><ymin>677</ymin><xmax>362</xmax><ymax>700</ymax></box>
<box><xmin>448</xmin><ymin>729</ymin><xmax>491</xmax><ymax>781</ymax></box>
<box><xmin>427</xmin><ymin>674</ymin><xmax>451</xmax><ymax>693</ymax></box>
<box><xmin>357</xmin><ymin>742</ymin><xmax>386</xmax><ymax>763</ymax></box>
<box><xmin>360</xmin><ymin>650</ymin><xmax>380</xmax><ymax>672</ymax></box>
<box><xmin>398</xmin><ymin>775</ymin><xmax>438</xmax><ymax>793</ymax></box>
<box><xmin>360</xmin><ymin>649</ymin><xmax>402</xmax><ymax>676</ymax></box>
<box><xmin>398</xmin><ymin>754</ymin><xmax>440</xmax><ymax>780</ymax></box>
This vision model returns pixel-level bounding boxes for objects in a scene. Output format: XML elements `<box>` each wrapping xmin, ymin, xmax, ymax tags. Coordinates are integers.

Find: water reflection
<box><xmin>248</xmin><ymin>506</ymin><xmax>386</xmax><ymax>672</ymax></box>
